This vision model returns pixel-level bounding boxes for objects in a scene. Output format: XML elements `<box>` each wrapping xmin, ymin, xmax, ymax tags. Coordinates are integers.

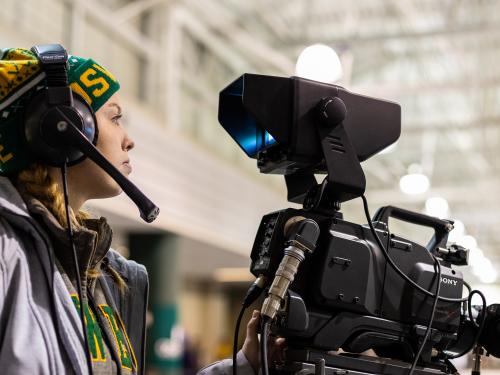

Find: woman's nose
<box><xmin>123</xmin><ymin>133</ymin><xmax>135</xmax><ymax>152</ymax></box>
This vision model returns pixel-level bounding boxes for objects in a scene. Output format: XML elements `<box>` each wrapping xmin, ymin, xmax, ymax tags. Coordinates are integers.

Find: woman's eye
<box><xmin>112</xmin><ymin>115</ymin><xmax>122</xmax><ymax>124</ymax></box>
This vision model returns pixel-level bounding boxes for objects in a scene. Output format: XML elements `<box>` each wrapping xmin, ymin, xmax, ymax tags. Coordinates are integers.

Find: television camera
<box><xmin>218</xmin><ymin>74</ymin><xmax>500</xmax><ymax>375</ymax></box>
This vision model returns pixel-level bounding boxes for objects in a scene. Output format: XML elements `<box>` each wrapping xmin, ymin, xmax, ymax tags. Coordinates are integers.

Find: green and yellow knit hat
<box><xmin>0</xmin><ymin>47</ymin><xmax>120</xmax><ymax>176</ymax></box>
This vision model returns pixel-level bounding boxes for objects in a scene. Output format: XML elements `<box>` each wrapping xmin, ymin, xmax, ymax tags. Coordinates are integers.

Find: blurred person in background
<box><xmin>0</xmin><ymin>46</ymin><xmax>147</xmax><ymax>374</ymax></box>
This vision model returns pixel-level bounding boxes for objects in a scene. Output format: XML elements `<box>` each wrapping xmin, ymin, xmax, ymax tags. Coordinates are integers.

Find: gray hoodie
<box><xmin>0</xmin><ymin>176</ymin><xmax>148</xmax><ymax>374</ymax></box>
<box><xmin>197</xmin><ymin>351</ymin><xmax>255</xmax><ymax>375</ymax></box>
<box><xmin>0</xmin><ymin>175</ymin><xmax>88</xmax><ymax>373</ymax></box>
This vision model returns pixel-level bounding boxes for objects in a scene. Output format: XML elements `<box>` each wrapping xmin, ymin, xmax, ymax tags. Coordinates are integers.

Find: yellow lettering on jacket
<box><xmin>71</xmin><ymin>294</ymin><xmax>106</xmax><ymax>362</ymax></box>
<box><xmin>99</xmin><ymin>305</ymin><xmax>135</xmax><ymax>370</ymax></box>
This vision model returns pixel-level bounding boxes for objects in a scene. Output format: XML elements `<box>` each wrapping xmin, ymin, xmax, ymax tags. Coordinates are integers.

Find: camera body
<box><xmin>251</xmin><ymin>208</ymin><xmax>462</xmax><ymax>360</ymax></box>
<box><xmin>219</xmin><ymin>73</ymin><xmax>499</xmax><ymax>374</ymax></box>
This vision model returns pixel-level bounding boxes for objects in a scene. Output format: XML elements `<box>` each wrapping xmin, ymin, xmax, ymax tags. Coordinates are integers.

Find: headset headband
<box><xmin>30</xmin><ymin>44</ymin><xmax>73</xmax><ymax>106</ymax></box>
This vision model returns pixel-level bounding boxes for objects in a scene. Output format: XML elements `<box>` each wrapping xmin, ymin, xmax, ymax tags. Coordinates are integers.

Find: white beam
<box><xmin>66</xmin><ymin>0</ymin><xmax>159</xmax><ymax>60</ymax></box>
<box><xmin>115</xmin><ymin>0</ymin><xmax>165</xmax><ymax>24</ymax></box>
<box><xmin>69</xmin><ymin>1</ymin><xmax>85</xmax><ymax>54</ymax></box>
<box><xmin>186</xmin><ymin>0</ymin><xmax>296</xmax><ymax>74</ymax></box>
<box><xmin>174</xmin><ymin>6</ymin><xmax>250</xmax><ymax>73</ymax></box>
<box><xmin>365</xmin><ymin>178</ymin><xmax>500</xmax><ymax>206</ymax></box>
<box><xmin>352</xmin><ymin>74</ymin><xmax>500</xmax><ymax>99</ymax></box>
<box><xmin>163</xmin><ymin>4</ymin><xmax>181</xmax><ymax>130</ymax></box>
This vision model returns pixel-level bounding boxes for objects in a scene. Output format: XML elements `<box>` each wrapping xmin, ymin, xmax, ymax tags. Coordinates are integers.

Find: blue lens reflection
<box><xmin>219</xmin><ymin>81</ymin><xmax>277</xmax><ymax>157</ymax></box>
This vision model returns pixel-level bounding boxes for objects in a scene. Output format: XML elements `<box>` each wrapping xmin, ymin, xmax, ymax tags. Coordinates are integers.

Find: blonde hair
<box><xmin>15</xmin><ymin>162</ymin><xmax>127</xmax><ymax>293</ymax></box>
<box><xmin>16</xmin><ymin>162</ymin><xmax>89</xmax><ymax>228</ymax></box>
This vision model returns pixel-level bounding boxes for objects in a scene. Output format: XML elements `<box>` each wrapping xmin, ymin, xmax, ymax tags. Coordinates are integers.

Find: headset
<box><xmin>23</xmin><ymin>43</ymin><xmax>159</xmax><ymax>375</ymax></box>
<box><xmin>24</xmin><ymin>44</ymin><xmax>159</xmax><ymax>223</ymax></box>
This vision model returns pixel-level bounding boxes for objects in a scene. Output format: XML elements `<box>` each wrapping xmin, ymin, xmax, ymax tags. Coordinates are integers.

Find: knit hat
<box><xmin>0</xmin><ymin>47</ymin><xmax>120</xmax><ymax>176</ymax></box>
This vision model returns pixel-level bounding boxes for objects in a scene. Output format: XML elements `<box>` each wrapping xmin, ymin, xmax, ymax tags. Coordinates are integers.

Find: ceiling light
<box><xmin>471</xmin><ymin>256</ymin><xmax>498</xmax><ymax>284</ymax></box>
<box><xmin>457</xmin><ymin>235</ymin><xmax>478</xmax><ymax>250</ymax></box>
<box><xmin>425</xmin><ymin>197</ymin><xmax>449</xmax><ymax>219</ymax></box>
<box><xmin>295</xmin><ymin>44</ymin><xmax>343</xmax><ymax>83</ymax></box>
<box><xmin>448</xmin><ymin>219</ymin><xmax>465</xmax><ymax>243</ymax></box>
<box><xmin>399</xmin><ymin>173</ymin><xmax>430</xmax><ymax>195</ymax></box>
<box><xmin>468</xmin><ymin>247</ymin><xmax>485</xmax><ymax>268</ymax></box>
<box><xmin>400</xmin><ymin>164</ymin><xmax>430</xmax><ymax>195</ymax></box>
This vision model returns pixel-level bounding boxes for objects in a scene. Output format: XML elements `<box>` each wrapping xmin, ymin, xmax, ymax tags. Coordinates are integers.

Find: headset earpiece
<box><xmin>22</xmin><ymin>43</ymin><xmax>98</xmax><ymax>167</ymax></box>
<box><xmin>23</xmin><ymin>88</ymin><xmax>98</xmax><ymax>166</ymax></box>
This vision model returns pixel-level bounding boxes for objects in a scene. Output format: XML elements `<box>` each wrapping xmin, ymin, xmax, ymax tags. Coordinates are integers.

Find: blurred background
<box><xmin>1</xmin><ymin>0</ymin><xmax>499</xmax><ymax>373</ymax></box>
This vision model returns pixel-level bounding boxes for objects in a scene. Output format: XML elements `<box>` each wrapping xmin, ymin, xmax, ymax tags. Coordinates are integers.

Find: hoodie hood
<box><xmin>0</xmin><ymin>176</ymin><xmax>32</xmax><ymax>220</ymax></box>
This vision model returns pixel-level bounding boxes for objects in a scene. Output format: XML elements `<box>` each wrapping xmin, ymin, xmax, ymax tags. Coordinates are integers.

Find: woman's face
<box><xmin>68</xmin><ymin>92</ymin><xmax>135</xmax><ymax>201</ymax></box>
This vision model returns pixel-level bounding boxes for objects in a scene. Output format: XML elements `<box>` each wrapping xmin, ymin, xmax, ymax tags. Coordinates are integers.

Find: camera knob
<box><xmin>317</xmin><ymin>97</ymin><xmax>347</xmax><ymax>127</ymax></box>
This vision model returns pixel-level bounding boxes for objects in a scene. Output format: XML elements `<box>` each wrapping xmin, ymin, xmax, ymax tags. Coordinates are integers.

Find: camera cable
<box><xmin>260</xmin><ymin>316</ymin><xmax>271</xmax><ymax>375</ymax></box>
<box><xmin>232</xmin><ymin>307</ymin><xmax>246</xmax><ymax>375</ymax></box>
<box><xmin>361</xmin><ymin>195</ymin><xmax>468</xmax><ymax>303</ymax></box>
<box><xmin>463</xmin><ymin>280</ymin><xmax>472</xmax><ymax>316</ymax></box>
<box><xmin>361</xmin><ymin>196</ymin><xmax>489</xmax><ymax>366</ymax></box>
<box><xmin>408</xmin><ymin>257</ymin><xmax>441</xmax><ymax>375</ymax></box>
<box><xmin>61</xmin><ymin>162</ymin><xmax>94</xmax><ymax>375</ymax></box>
<box><xmin>443</xmin><ymin>290</ymin><xmax>486</xmax><ymax>359</ymax></box>
<box><xmin>233</xmin><ymin>275</ymin><xmax>266</xmax><ymax>375</ymax></box>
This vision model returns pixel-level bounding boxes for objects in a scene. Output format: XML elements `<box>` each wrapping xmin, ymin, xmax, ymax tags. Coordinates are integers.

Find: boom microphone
<box><xmin>54</xmin><ymin>108</ymin><xmax>159</xmax><ymax>223</ymax></box>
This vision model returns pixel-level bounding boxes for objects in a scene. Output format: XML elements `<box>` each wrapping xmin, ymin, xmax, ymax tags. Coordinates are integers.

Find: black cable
<box><xmin>359</xmin><ymin>195</ymin><xmax>489</xmax><ymax>366</ymax></box>
<box><xmin>232</xmin><ymin>276</ymin><xmax>266</xmax><ymax>375</ymax></box>
<box><xmin>468</xmin><ymin>296</ymin><xmax>480</xmax><ymax>329</ymax></box>
<box><xmin>444</xmin><ymin>290</ymin><xmax>487</xmax><ymax>359</ymax></box>
<box><xmin>463</xmin><ymin>280</ymin><xmax>472</xmax><ymax>294</ymax></box>
<box><xmin>61</xmin><ymin>163</ymin><xmax>93</xmax><ymax>375</ymax></box>
<box><xmin>408</xmin><ymin>257</ymin><xmax>442</xmax><ymax>375</ymax></box>
<box><xmin>462</xmin><ymin>281</ymin><xmax>481</xmax><ymax>330</ymax></box>
<box><xmin>232</xmin><ymin>306</ymin><xmax>246</xmax><ymax>375</ymax></box>
<box><xmin>260</xmin><ymin>318</ymin><xmax>271</xmax><ymax>375</ymax></box>
<box><xmin>361</xmin><ymin>195</ymin><xmax>468</xmax><ymax>303</ymax></box>
<box><xmin>463</xmin><ymin>280</ymin><xmax>472</xmax><ymax>316</ymax></box>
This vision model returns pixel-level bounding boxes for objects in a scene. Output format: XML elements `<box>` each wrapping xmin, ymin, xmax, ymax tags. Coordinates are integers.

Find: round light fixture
<box><xmin>295</xmin><ymin>44</ymin><xmax>343</xmax><ymax>83</ymax></box>
<box><xmin>425</xmin><ymin>196</ymin><xmax>449</xmax><ymax>219</ymax></box>
<box><xmin>399</xmin><ymin>164</ymin><xmax>430</xmax><ymax>195</ymax></box>
<box><xmin>448</xmin><ymin>219</ymin><xmax>465</xmax><ymax>243</ymax></box>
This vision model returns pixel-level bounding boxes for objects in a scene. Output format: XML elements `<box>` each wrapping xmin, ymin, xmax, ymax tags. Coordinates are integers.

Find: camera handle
<box><xmin>372</xmin><ymin>205</ymin><xmax>454</xmax><ymax>253</ymax></box>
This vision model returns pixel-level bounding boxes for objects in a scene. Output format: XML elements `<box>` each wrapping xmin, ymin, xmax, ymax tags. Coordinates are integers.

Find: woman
<box><xmin>0</xmin><ymin>46</ymin><xmax>274</xmax><ymax>375</ymax></box>
<box><xmin>0</xmin><ymin>47</ymin><xmax>147</xmax><ymax>374</ymax></box>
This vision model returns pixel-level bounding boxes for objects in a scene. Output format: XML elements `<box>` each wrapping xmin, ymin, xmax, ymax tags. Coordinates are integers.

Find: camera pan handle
<box><xmin>372</xmin><ymin>205</ymin><xmax>453</xmax><ymax>252</ymax></box>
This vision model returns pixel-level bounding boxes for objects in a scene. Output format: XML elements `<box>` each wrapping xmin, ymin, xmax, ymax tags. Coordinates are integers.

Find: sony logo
<box><xmin>440</xmin><ymin>277</ymin><xmax>458</xmax><ymax>286</ymax></box>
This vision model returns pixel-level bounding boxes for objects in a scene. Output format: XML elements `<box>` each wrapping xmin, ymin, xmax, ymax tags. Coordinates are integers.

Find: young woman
<box><xmin>0</xmin><ymin>47</ymin><xmax>148</xmax><ymax>374</ymax></box>
<box><xmin>0</xmin><ymin>46</ymin><xmax>276</xmax><ymax>375</ymax></box>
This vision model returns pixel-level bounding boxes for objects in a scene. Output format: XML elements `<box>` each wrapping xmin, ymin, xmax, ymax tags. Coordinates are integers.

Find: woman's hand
<box><xmin>241</xmin><ymin>310</ymin><xmax>286</xmax><ymax>374</ymax></box>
